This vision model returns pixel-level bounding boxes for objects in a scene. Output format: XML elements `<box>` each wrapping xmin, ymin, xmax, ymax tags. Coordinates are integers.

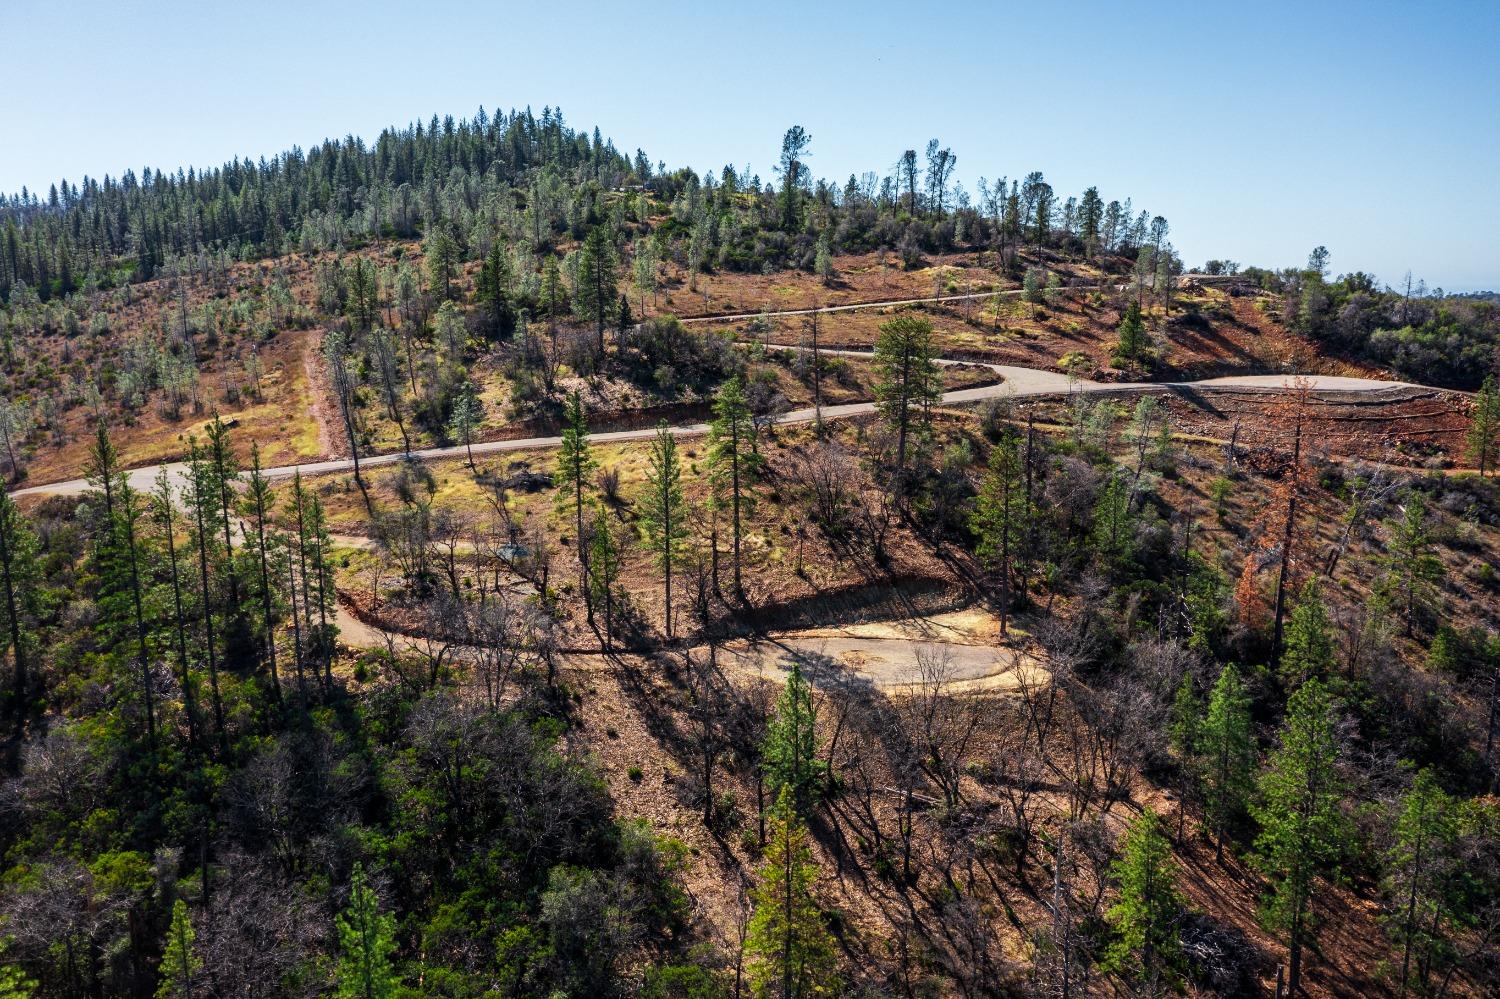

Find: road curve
<box><xmin>9</xmin><ymin>350</ymin><xmax>1415</xmax><ymax>501</ymax></box>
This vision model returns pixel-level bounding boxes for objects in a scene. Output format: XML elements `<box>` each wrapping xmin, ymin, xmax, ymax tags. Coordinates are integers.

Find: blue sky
<box><xmin>5</xmin><ymin>0</ymin><xmax>1497</xmax><ymax>289</ymax></box>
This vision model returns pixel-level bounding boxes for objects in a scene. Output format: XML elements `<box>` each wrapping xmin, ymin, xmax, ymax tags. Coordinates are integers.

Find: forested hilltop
<box><xmin>3</xmin><ymin>105</ymin><xmax>1493</xmax><ymax>403</ymax></box>
<box><xmin>0</xmin><ymin>106</ymin><xmax>1177</xmax><ymax>298</ymax></box>
<box><xmin>0</xmin><ymin>110</ymin><xmax>1498</xmax><ymax>999</ymax></box>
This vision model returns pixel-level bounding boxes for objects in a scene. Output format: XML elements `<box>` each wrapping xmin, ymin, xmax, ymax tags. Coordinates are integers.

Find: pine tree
<box><xmin>745</xmin><ymin>790</ymin><xmax>837</xmax><ymax>999</ymax></box>
<box><xmin>575</xmin><ymin>226</ymin><xmax>618</xmax><ymax>360</ymax></box>
<box><xmin>1280</xmin><ymin>579</ymin><xmax>1334</xmax><ymax>687</ymax></box>
<box><xmin>304</xmin><ymin>494</ymin><xmax>338</xmax><ymax>688</ymax></box>
<box><xmin>873</xmin><ymin>315</ymin><xmax>940</xmax><ymax>492</ymax></box>
<box><xmin>639</xmin><ymin>423</ymin><xmax>687</xmax><ymax>638</ymax></box>
<box><xmin>186</xmin><ymin>437</ymin><xmax>229</xmax><ymax>755</ymax></box>
<box><xmin>969</xmin><ymin>434</ymin><xmax>1027</xmax><ymax>636</ymax></box>
<box><xmin>87</xmin><ymin>424</ymin><xmax>157</xmax><ymax>753</ymax></box>
<box><xmin>540</xmin><ymin>254</ymin><xmax>567</xmax><ymax>319</ymax></box>
<box><xmin>1092</xmin><ymin>468</ymin><xmax>1136</xmax><ymax>564</ymax></box>
<box><xmin>205</xmin><ymin>415</ymin><xmax>249</xmax><ymax>662</ymax></box>
<box><xmin>777</xmin><ymin>126</ymin><xmax>812</xmax><ymax>233</ymax></box>
<box><xmin>587</xmin><ymin>509</ymin><xmax>623</xmax><ymax>651</ymax></box>
<box><xmin>336</xmin><ymin>864</ymin><xmax>398</xmax><ymax>999</ymax></box>
<box><xmin>424</xmin><ymin>220</ymin><xmax>459</xmax><ymax>302</ymax></box>
<box><xmin>707</xmin><ymin>376</ymin><xmax>761</xmax><ymax>598</ymax></box>
<box><xmin>633</xmin><ymin>237</ymin><xmax>659</xmax><ymax>315</ymax></box>
<box><xmin>1383</xmin><ymin>769</ymin><xmax>1455</xmax><ymax>999</ymax></box>
<box><xmin>446</xmin><ymin>386</ymin><xmax>484</xmax><ymax>469</ymax></box>
<box><xmin>0</xmin><ymin>492</ymin><xmax>40</xmax><ymax>719</ymax></box>
<box><xmin>813</xmin><ymin>233</ymin><xmax>833</xmax><ymax>285</ymax></box>
<box><xmin>1169</xmin><ymin>671</ymin><xmax>1202</xmax><ymax>760</ymax></box>
<box><xmin>322</xmin><ymin>329</ymin><xmax>365</xmax><ymax>494</ymax></box>
<box><xmin>1022</xmin><ymin>268</ymin><xmax>1045</xmax><ymax>313</ymax></box>
<box><xmin>1381</xmin><ymin>490</ymin><xmax>1443</xmax><ymax>637</ymax></box>
<box><xmin>242</xmin><ymin>442</ymin><xmax>282</xmax><ymax>703</ymax></box>
<box><xmin>1198</xmin><ymin>663</ymin><xmax>1255</xmax><ymax>863</ymax></box>
<box><xmin>1184</xmin><ymin>549</ymin><xmax>1229</xmax><ymax>652</ymax></box>
<box><xmin>289</xmin><ymin>472</ymin><xmax>318</xmax><ymax>692</ymax></box>
<box><xmin>154</xmin><ymin>468</ymin><xmax>200</xmax><ymax>748</ymax></box>
<box><xmin>762</xmin><ymin>662</ymin><xmax>826</xmax><ymax>817</ymax></box>
<box><xmin>347</xmin><ymin>256</ymin><xmax>377</xmax><ymax>333</ymax></box>
<box><xmin>474</xmin><ymin>239</ymin><xmax>514</xmax><ymax>339</ymax></box>
<box><xmin>1253</xmin><ymin>678</ymin><xmax>1349</xmax><ymax>995</ymax></box>
<box><xmin>1104</xmin><ymin>808</ymin><xmax>1185</xmax><ymax>996</ymax></box>
<box><xmin>156</xmin><ymin>899</ymin><xmax>202</xmax><ymax>998</ymax></box>
<box><xmin>1115</xmin><ymin>299</ymin><xmax>1148</xmax><ymax>363</ymax></box>
<box><xmin>556</xmin><ymin>390</ymin><xmax>596</xmax><ymax>621</ymax></box>
<box><xmin>1467</xmin><ymin>375</ymin><xmax>1500</xmax><ymax>476</ymax></box>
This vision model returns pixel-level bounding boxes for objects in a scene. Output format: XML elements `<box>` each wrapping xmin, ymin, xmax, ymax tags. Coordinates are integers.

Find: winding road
<box><xmin>3</xmin><ymin>298</ymin><xmax>1435</xmax><ymax>690</ymax></box>
<box><xmin>10</xmin><ymin>346</ymin><xmax>1417</xmax><ymax>502</ymax></box>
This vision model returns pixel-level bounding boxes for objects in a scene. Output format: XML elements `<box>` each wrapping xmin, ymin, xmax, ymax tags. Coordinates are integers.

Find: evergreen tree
<box><xmin>1104</xmin><ymin>809</ymin><xmax>1185</xmax><ymax>996</ymax></box>
<box><xmin>540</xmin><ymin>254</ymin><xmax>567</xmax><ymax>318</ymax></box>
<box><xmin>745</xmin><ymin>790</ymin><xmax>836</xmax><ymax>999</ymax></box>
<box><xmin>762</xmin><ymin>661</ymin><xmax>826</xmax><ymax>816</ymax></box>
<box><xmin>446</xmin><ymin>385</ymin><xmax>484</xmax><ymax>468</ymax></box>
<box><xmin>424</xmin><ymin>221</ymin><xmax>460</xmax><ymax>302</ymax></box>
<box><xmin>1253</xmin><ymin>678</ymin><xmax>1349</xmax><ymax>995</ymax></box>
<box><xmin>1169</xmin><ymin>671</ymin><xmax>1202</xmax><ymax>761</ymax></box>
<box><xmin>322</xmin><ymin>329</ymin><xmax>366</xmax><ymax>494</ymax></box>
<box><xmin>632</xmin><ymin>237</ymin><xmax>659</xmax><ymax>314</ymax></box>
<box><xmin>813</xmin><ymin>233</ymin><xmax>833</xmax><ymax>285</ymax></box>
<box><xmin>575</xmin><ymin>226</ymin><xmax>618</xmax><ymax>360</ymax></box>
<box><xmin>206</xmin><ymin>415</ymin><xmax>248</xmax><ymax>658</ymax></box>
<box><xmin>474</xmin><ymin>238</ymin><xmax>514</xmax><ymax>338</ymax></box>
<box><xmin>1184</xmin><ymin>550</ymin><xmax>1228</xmax><ymax>652</ymax></box>
<box><xmin>156</xmin><ymin>899</ymin><xmax>202</xmax><ymax>999</ymax></box>
<box><xmin>1280</xmin><ymin>579</ymin><xmax>1334</xmax><ymax>687</ymax></box>
<box><xmin>154</xmin><ymin>468</ymin><xmax>200</xmax><ymax>748</ymax></box>
<box><xmin>587</xmin><ymin>508</ymin><xmax>623</xmax><ymax>651</ymax></box>
<box><xmin>615</xmin><ymin>292</ymin><xmax>633</xmax><ymax>337</ymax></box>
<box><xmin>969</xmin><ymin>434</ymin><xmax>1027</xmax><ymax>635</ymax></box>
<box><xmin>1092</xmin><ymin>468</ymin><xmax>1137</xmax><ymax>564</ymax></box>
<box><xmin>1078</xmin><ymin>186</ymin><xmax>1104</xmax><ymax>256</ymax></box>
<box><xmin>873</xmin><ymin>315</ymin><xmax>940</xmax><ymax>492</ymax></box>
<box><xmin>1381</xmin><ymin>490</ymin><xmax>1443</xmax><ymax>637</ymax></box>
<box><xmin>1168</xmin><ymin>669</ymin><xmax>1205</xmax><ymax>842</ymax></box>
<box><xmin>1115</xmin><ymin>299</ymin><xmax>1148</xmax><ymax>363</ymax></box>
<box><xmin>556</xmin><ymin>390</ymin><xmax>596</xmax><ymax>621</ymax></box>
<box><xmin>777</xmin><ymin>126</ymin><xmax>812</xmax><ymax>233</ymax></box>
<box><xmin>347</xmin><ymin>256</ymin><xmax>377</xmax><ymax>332</ymax></box>
<box><xmin>0</xmin><ymin>493</ymin><xmax>39</xmax><ymax>718</ymax></box>
<box><xmin>1198</xmin><ymin>663</ymin><xmax>1255</xmax><ymax>863</ymax></box>
<box><xmin>336</xmin><ymin>864</ymin><xmax>398</xmax><ymax>999</ymax></box>
<box><xmin>707</xmin><ymin>376</ymin><xmax>760</xmax><ymax>598</ymax></box>
<box><xmin>242</xmin><ymin>442</ymin><xmax>282</xmax><ymax>703</ymax></box>
<box><xmin>1383</xmin><ymin>768</ymin><xmax>1456</xmax><ymax>999</ymax></box>
<box><xmin>87</xmin><ymin>424</ymin><xmax>157</xmax><ymax>753</ymax></box>
<box><xmin>1466</xmin><ymin>375</ymin><xmax>1499</xmax><ymax>476</ymax></box>
<box><xmin>304</xmin><ymin>493</ymin><xmax>338</xmax><ymax>687</ymax></box>
<box><xmin>186</xmin><ymin>436</ymin><xmax>229</xmax><ymax>755</ymax></box>
<box><xmin>639</xmin><ymin>423</ymin><xmax>687</xmax><ymax>638</ymax></box>
<box><xmin>1023</xmin><ymin>267</ymin><xmax>1046</xmax><ymax>313</ymax></box>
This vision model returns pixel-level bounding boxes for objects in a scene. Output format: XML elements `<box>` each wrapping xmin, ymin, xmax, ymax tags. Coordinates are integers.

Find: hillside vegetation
<box><xmin>0</xmin><ymin>112</ymin><xmax>1498</xmax><ymax>999</ymax></box>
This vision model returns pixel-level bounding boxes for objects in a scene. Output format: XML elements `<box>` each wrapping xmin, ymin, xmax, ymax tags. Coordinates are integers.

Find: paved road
<box><xmin>9</xmin><ymin>349</ymin><xmax>1415</xmax><ymax>502</ymax></box>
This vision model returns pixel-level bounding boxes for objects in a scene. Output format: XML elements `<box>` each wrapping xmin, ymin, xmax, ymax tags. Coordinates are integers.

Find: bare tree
<box><xmin>898</xmin><ymin>645</ymin><xmax>983</xmax><ymax>813</ymax></box>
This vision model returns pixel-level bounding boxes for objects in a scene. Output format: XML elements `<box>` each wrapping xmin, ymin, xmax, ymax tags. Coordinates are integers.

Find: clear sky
<box><xmin>5</xmin><ymin>0</ymin><xmax>1497</xmax><ymax>290</ymax></box>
